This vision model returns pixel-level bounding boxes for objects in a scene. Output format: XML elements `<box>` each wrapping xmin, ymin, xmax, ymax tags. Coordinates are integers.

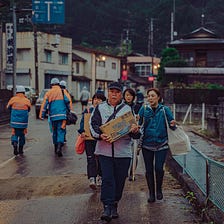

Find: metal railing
<box><xmin>174</xmin><ymin>146</ymin><xmax>224</xmax><ymax>212</ymax></box>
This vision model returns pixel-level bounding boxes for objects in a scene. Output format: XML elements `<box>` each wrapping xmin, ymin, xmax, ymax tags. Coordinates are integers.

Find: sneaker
<box><xmin>89</xmin><ymin>177</ymin><xmax>96</xmax><ymax>190</ymax></box>
<box><xmin>96</xmin><ymin>176</ymin><xmax>102</xmax><ymax>186</ymax></box>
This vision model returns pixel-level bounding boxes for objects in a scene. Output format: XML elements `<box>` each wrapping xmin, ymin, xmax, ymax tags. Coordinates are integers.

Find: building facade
<box><xmin>72</xmin><ymin>46</ymin><xmax>121</xmax><ymax>99</ymax></box>
<box><xmin>167</xmin><ymin>27</ymin><xmax>224</xmax><ymax>85</ymax></box>
<box><xmin>122</xmin><ymin>54</ymin><xmax>160</xmax><ymax>92</ymax></box>
<box><xmin>3</xmin><ymin>31</ymin><xmax>72</xmax><ymax>94</ymax></box>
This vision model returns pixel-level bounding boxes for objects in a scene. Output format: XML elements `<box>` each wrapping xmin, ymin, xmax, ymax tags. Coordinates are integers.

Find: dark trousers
<box><xmin>142</xmin><ymin>148</ymin><xmax>168</xmax><ymax>177</ymax></box>
<box><xmin>11</xmin><ymin>128</ymin><xmax>25</xmax><ymax>146</ymax></box>
<box><xmin>99</xmin><ymin>155</ymin><xmax>131</xmax><ymax>205</ymax></box>
<box><xmin>85</xmin><ymin>140</ymin><xmax>100</xmax><ymax>178</ymax></box>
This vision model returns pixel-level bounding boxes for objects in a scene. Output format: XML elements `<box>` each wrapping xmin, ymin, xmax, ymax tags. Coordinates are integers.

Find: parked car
<box><xmin>7</xmin><ymin>85</ymin><xmax>32</xmax><ymax>101</ymax></box>
<box><xmin>35</xmin><ymin>89</ymin><xmax>50</xmax><ymax>119</ymax></box>
<box><xmin>24</xmin><ymin>86</ymin><xmax>38</xmax><ymax>105</ymax></box>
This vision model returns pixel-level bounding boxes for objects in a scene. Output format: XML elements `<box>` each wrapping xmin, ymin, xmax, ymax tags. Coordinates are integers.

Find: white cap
<box><xmin>16</xmin><ymin>85</ymin><xmax>25</xmax><ymax>93</ymax></box>
<box><xmin>50</xmin><ymin>78</ymin><xmax>59</xmax><ymax>85</ymax></box>
<box><xmin>60</xmin><ymin>80</ymin><xmax>67</xmax><ymax>88</ymax></box>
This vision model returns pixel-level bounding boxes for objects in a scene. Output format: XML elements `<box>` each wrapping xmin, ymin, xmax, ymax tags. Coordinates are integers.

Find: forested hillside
<box><xmin>1</xmin><ymin>0</ymin><xmax>224</xmax><ymax>56</ymax></box>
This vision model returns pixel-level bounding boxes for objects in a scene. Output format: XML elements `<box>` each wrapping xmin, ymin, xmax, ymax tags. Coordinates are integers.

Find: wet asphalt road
<box><xmin>0</xmin><ymin>104</ymin><xmax>206</xmax><ymax>224</ymax></box>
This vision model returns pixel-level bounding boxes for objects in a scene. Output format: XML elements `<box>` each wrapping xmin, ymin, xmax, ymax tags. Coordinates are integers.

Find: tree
<box><xmin>157</xmin><ymin>48</ymin><xmax>187</xmax><ymax>87</ymax></box>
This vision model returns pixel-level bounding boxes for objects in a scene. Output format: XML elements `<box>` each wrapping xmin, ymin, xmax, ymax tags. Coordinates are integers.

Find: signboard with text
<box><xmin>32</xmin><ymin>0</ymin><xmax>65</xmax><ymax>24</ymax></box>
<box><xmin>5</xmin><ymin>23</ymin><xmax>13</xmax><ymax>72</ymax></box>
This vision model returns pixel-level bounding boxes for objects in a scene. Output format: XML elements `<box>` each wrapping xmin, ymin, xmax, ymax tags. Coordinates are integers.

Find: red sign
<box><xmin>148</xmin><ymin>76</ymin><xmax>154</xmax><ymax>81</ymax></box>
<box><xmin>122</xmin><ymin>70</ymin><xmax>128</xmax><ymax>81</ymax></box>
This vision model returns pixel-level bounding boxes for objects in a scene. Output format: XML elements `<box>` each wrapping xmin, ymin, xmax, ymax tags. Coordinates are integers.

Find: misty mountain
<box><xmin>1</xmin><ymin>0</ymin><xmax>224</xmax><ymax>56</ymax></box>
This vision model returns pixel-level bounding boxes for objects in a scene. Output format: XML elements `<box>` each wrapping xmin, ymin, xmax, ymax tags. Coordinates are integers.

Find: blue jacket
<box><xmin>39</xmin><ymin>85</ymin><xmax>70</xmax><ymax>121</ymax></box>
<box><xmin>138</xmin><ymin>103</ymin><xmax>174</xmax><ymax>148</ymax></box>
<box><xmin>7</xmin><ymin>93</ymin><xmax>31</xmax><ymax>129</ymax></box>
<box><xmin>78</xmin><ymin>106</ymin><xmax>94</xmax><ymax>134</ymax></box>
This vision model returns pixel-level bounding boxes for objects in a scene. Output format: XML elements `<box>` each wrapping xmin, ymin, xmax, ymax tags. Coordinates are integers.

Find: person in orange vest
<box><xmin>39</xmin><ymin>78</ymin><xmax>71</xmax><ymax>157</ymax></box>
<box><xmin>7</xmin><ymin>85</ymin><xmax>31</xmax><ymax>155</ymax></box>
<box><xmin>60</xmin><ymin>80</ymin><xmax>73</xmax><ymax>143</ymax></box>
<box><xmin>60</xmin><ymin>80</ymin><xmax>73</xmax><ymax>110</ymax></box>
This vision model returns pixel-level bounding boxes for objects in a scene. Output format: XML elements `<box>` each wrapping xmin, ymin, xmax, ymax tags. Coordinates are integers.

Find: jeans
<box><xmin>99</xmin><ymin>155</ymin><xmax>131</xmax><ymax>205</ymax></box>
<box><xmin>142</xmin><ymin>148</ymin><xmax>168</xmax><ymax>177</ymax></box>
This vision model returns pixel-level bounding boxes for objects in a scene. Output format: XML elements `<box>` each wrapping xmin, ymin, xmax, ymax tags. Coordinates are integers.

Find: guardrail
<box><xmin>174</xmin><ymin>146</ymin><xmax>224</xmax><ymax>212</ymax></box>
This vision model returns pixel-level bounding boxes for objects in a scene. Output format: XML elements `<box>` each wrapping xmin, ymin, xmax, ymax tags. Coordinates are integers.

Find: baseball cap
<box><xmin>108</xmin><ymin>82</ymin><xmax>123</xmax><ymax>91</ymax></box>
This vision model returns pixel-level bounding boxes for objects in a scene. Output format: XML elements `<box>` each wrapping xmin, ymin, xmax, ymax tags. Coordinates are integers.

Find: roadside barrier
<box><xmin>174</xmin><ymin>146</ymin><xmax>224</xmax><ymax>212</ymax></box>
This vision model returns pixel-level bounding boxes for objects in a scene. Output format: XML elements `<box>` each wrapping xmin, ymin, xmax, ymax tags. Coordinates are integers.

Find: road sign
<box><xmin>32</xmin><ymin>0</ymin><xmax>65</xmax><ymax>24</ymax></box>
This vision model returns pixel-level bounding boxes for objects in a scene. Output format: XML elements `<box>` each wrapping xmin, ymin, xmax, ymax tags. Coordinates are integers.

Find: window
<box><xmin>135</xmin><ymin>64</ymin><xmax>151</xmax><ymax>76</ymax></box>
<box><xmin>96</xmin><ymin>60</ymin><xmax>105</xmax><ymax>67</ymax></box>
<box><xmin>44</xmin><ymin>50</ymin><xmax>52</xmax><ymax>63</ymax></box>
<box><xmin>59</xmin><ymin>52</ymin><xmax>68</xmax><ymax>65</ymax></box>
<box><xmin>112</xmin><ymin>62</ymin><xmax>116</xmax><ymax>70</ymax></box>
<box><xmin>76</xmin><ymin>62</ymin><xmax>80</xmax><ymax>74</ymax></box>
<box><xmin>196</xmin><ymin>51</ymin><xmax>206</xmax><ymax>67</ymax></box>
<box><xmin>17</xmin><ymin>49</ymin><xmax>31</xmax><ymax>61</ymax></box>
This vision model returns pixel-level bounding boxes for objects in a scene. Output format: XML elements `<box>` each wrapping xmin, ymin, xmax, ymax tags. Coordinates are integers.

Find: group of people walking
<box><xmin>7</xmin><ymin>80</ymin><xmax>176</xmax><ymax>223</ymax></box>
<box><xmin>79</xmin><ymin>82</ymin><xmax>176</xmax><ymax>222</ymax></box>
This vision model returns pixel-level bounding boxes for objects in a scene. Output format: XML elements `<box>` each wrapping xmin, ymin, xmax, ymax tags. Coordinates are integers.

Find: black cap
<box><xmin>108</xmin><ymin>82</ymin><xmax>123</xmax><ymax>91</ymax></box>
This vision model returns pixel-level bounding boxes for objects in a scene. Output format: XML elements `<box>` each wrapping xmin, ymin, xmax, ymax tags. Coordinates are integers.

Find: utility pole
<box><xmin>123</xmin><ymin>28</ymin><xmax>130</xmax><ymax>56</ymax></box>
<box><xmin>150</xmin><ymin>18</ymin><xmax>154</xmax><ymax>57</ymax></box>
<box><xmin>12</xmin><ymin>3</ymin><xmax>17</xmax><ymax>95</ymax></box>
<box><xmin>33</xmin><ymin>24</ymin><xmax>39</xmax><ymax>93</ymax></box>
<box><xmin>148</xmin><ymin>18</ymin><xmax>154</xmax><ymax>57</ymax></box>
<box><xmin>171</xmin><ymin>0</ymin><xmax>176</xmax><ymax>42</ymax></box>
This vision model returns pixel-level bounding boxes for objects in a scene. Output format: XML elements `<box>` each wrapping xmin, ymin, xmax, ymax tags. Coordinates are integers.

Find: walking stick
<box><xmin>132</xmin><ymin>139</ymin><xmax>138</xmax><ymax>181</ymax></box>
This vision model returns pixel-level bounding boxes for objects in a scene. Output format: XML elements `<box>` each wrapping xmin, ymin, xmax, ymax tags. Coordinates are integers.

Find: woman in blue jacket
<box><xmin>138</xmin><ymin>88</ymin><xmax>176</xmax><ymax>203</ymax></box>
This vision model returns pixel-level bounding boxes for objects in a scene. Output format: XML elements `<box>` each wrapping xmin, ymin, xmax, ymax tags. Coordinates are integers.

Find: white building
<box><xmin>2</xmin><ymin>31</ymin><xmax>121</xmax><ymax>100</ymax></box>
<box><xmin>3</xmin><ymin>31</ymin><xmax>72</xmax><ymax>93</ymax></box>
<box><xmin>72</xmin><ymin>45</ymin><xmax>121</xmax><ymax>100</ymax></box>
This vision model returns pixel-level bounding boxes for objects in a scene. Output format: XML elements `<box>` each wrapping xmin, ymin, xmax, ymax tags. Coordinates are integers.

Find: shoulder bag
<box><xmin>62</xmin><ymin>90</ymin><xmax>78</xmax><ymax>125</ymax></box>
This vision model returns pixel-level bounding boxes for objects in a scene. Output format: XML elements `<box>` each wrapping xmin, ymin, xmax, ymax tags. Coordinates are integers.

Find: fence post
<box><xmin>202</xmin><ymin>103</ymin><xmax>205</xmax><ymax>131</ymax></box>
<box><xmin>206</xmin><ymin>159</ymin><xmax>209</xmax><ymax>199</ymax></box>
<box><xmin>183</xmin><ymin>104</ymin><xmax>192</xmax><ymax>124</ymax></box>
<box><xmin>173</xmin><ymin>103</ymin><xmax>176</xmax><ymax>120</ymax></box>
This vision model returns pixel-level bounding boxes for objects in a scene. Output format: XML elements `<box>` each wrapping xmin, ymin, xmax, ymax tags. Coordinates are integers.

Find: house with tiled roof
<box><xmin>166</xmin><ymin>27</ymin><xmax>224</xmax><ymax>85</ymax></box>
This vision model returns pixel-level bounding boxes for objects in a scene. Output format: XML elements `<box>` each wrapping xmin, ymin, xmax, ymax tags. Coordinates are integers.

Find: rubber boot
<box><xmin>156</xmin><ymin>171</ymin><xmax>164</xmax><ymax>200</ymax></box>
<box><xmin>13</xmin><ymin>142</ymin><xmax>18</xmax><ymax>156</ymax></box>
<box><xmin>146</xmin><ymin>173</ymin><xmax>155</xmax><ymax>203</ymax></box>
<box><xmin>18</xmin><ymin>145</ymin><xmax>24</xmax><ymax>155</ymax></box>
<box><xmin>101</xmin><ymin>205</ymin><xmax>112</xmax><ymax>222</ymax></box>
<box><xmin>54</xmin><ymin>144</ymin><xmax>58</xmax><ymax>154</ymax></box>
<box><xmin>57</xmin><ymin>143</ymin><xmax>63</xmax><ymax>157</ymax></box>
<box><xmin>111</xmin><ymin>202</ymin><xmax>119</xmax><ymax>219</ymax></box>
